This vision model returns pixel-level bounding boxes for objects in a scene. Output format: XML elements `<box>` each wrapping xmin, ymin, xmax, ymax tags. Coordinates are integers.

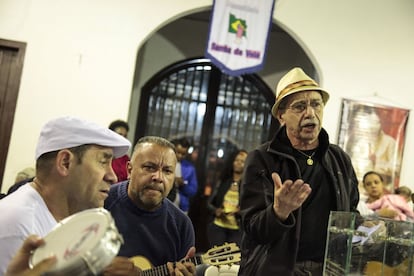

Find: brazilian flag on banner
<box><xmin>228</xmin><ymin>14</ymin><xmax>247</xmax><ymax>37</ymax></box>
<box><xmin>206</xmin><ymin>0</ymin><xmax>275</xmax><ymax>76</ymax></box>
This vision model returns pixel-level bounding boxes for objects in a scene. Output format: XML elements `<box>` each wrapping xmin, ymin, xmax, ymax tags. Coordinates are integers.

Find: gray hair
<box><xmin>133</xmin><ymin>136</ymin><xmax>176</xmax><ymax>153</ymax></box>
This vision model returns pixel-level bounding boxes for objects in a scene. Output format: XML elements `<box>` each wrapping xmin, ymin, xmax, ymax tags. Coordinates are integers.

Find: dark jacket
<box><xmin>238</xmin><ymin>127</ymin><xmax>359</xmax><ymax>275</ymax></box>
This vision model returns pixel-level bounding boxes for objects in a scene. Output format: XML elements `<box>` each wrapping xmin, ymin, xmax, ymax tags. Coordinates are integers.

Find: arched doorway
<box><xmin>128</xmin><ymin>9</ymin><xmax>320</xmax><ymax>252</ymax></box>
<box><xmin>135</xmin><ymin>57</ymin><xmax>276</xmax><ymax>251</ymax></box>
<box><xmin>128</xmin><ymin>10</ymin><xmax>320</xmax><ymax>140</ymax></box>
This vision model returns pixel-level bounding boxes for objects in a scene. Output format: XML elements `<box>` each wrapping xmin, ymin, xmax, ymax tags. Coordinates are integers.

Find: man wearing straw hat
<box><xmin>238</xmin><ymin>68</ymin><xmax>359</xmax><ymax>275</ymax></box>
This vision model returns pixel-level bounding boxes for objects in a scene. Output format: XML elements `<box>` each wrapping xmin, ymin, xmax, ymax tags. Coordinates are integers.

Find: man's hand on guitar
<box><xmin>167</xmin><ymin>261</ymin><xmax>196</xmax><ymax>276</ymax></box>
<box><xmin>103</xmin><ymin>256</ymin><xmax>142</xmax><ymax>276</ymax></box>
<box><xmin>168</xmin><ymin>246</ymin><xmax>196</xmax><ymax>276</ymax></box>
<box><xmin>126</xmin><ymin>244</ymin><xmax>239</xmax><ymax>275</ymax></box>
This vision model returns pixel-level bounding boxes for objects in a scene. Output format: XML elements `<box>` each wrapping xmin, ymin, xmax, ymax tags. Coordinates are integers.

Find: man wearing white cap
<box><xmin>0</xmin><ymin>116</ymin><xmax>136</xmax><ymax>275</ymax></box>
<box><xmin>238</xmin><ymin>68</ymin><xmax>359</xmax><ymax>275</ymax></box>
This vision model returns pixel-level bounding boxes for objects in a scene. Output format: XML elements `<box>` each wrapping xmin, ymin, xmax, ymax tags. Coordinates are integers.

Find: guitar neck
<box><xmin>140</xmin><ymin>242</ymin><xmax>241</xmax><ymax>276</ymax></box>
<box><xmin>142</xmin><ymin>256</ymin><xmax>202</xmax><ymax>276</ymax></box>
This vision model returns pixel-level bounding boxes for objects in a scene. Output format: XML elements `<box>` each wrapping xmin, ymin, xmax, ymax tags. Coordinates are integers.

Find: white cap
<box><xmin>35</xmin><ymin>116</ymin><xmax>131</xmax><ymax>160</ymax></box>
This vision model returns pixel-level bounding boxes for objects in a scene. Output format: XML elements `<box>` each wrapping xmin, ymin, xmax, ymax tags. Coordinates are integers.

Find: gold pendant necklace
<box><xmin>295</xmin><ymin>149</ymin><xmax>316</xmax><ymax>166</ymax></box>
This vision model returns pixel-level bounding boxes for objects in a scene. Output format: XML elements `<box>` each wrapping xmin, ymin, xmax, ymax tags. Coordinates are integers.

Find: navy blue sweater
<box><xmin>104</xmin><ymin>181</ymin><xmax>195</xmax><ymax>267</ymax></box>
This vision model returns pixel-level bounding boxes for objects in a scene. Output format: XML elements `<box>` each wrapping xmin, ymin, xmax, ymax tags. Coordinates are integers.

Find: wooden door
<box><xmin>0</xmin><ymin>39</ymin><xmax>26</xmax><ymax>190</ymax></box>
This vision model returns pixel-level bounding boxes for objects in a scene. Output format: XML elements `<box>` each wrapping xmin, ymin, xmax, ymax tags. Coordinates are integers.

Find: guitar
<box><xmin>129</xmin><ymin>242</ymin><xmax>241</xmax><ymax>276</ymax></box>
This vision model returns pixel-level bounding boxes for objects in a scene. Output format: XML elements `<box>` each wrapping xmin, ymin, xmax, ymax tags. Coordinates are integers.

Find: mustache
<box><xmin>301</xmin><ymin>121</ymin><xmax>318</xmax><ymax>128</ymax></box>
<box><xmin>143</xmin><ymin>183</ymin><xmax>164</xmax><ymax>193</ymax></box>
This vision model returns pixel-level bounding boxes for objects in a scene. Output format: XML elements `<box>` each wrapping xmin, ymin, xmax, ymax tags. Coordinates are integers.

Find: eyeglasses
<box><xmin>287</xmin><ymin>100</ymin><xmax>324</xmax><ymax>113</ymax></box>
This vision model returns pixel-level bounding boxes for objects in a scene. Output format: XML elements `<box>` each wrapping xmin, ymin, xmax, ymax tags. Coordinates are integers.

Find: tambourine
<box><xmin>30</xmin><ymin>208</ymin><xmax>123</xmax><ymax>275</ymax></box>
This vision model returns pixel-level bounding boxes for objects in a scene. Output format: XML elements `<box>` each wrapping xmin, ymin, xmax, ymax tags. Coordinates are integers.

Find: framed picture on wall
<box><xmin>337</xmin><ymin>98</ymin><xmax>409</xmax><ymax>192</ymax></box>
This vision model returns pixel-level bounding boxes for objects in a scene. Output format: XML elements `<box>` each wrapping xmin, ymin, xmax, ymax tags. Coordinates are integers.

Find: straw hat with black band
<box><xmin>271</xmin><ymin>67</ymin><xmax>330</xmax><ymax>118</ymax></box>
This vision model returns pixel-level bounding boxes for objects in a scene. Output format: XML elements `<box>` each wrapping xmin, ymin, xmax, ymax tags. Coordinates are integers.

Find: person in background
<box><xmin>109</xmin><ymin>119</ymin><xmax>131</xmax><ymax>182</ymax></box>
<box><xmin>0</xmin><ymin>116</ymin><xmax>134</xmax><ymax>275</ymax></box>
<box><xmin>207</xmin><ymin>149</ymin><xmax>247</xmax><ymax>247</ymax></box>
<box><xmin>395</xmin><ymin>186</ymin><xmax>413</xmax><ymax>210</ymax></box>
<box><xmin>363</xmin><ymin>171</ymin><xmax>414</xmax><ymax>221</ymax></box>
<box><xmin>104</xmin><ymin>136</ymin><xmax>196</xmax><ymax>275</ymax></box>
<box><xmin>6</xmin><ymin>167</ymin><xmax>36</xmax><ymax>195</ymax></box>
<box><xmin>169</xmin><ymin>137</ymin><xmax>198</xmax><ymax>214</ymax></box>
<box><xmin>238</xmin><ymin>67</ymin><xmax>359</xmax><ymax>275</ymax></box>
<box><xmin>5</xmin><ymin>235</ymin><xmax>56</xmax><ymax>276</ymax></box>
<box><xmin>14</xmin><ymin>167</ymin><xmax>36</xmax><ymax>184</ymax></box>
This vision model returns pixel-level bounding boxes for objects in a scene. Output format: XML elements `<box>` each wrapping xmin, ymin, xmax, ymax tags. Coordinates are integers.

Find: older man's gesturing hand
<box><xmin>272</xmin><ymin>172</ymin><xmax>312</xmax><ymax>221</ymax></box>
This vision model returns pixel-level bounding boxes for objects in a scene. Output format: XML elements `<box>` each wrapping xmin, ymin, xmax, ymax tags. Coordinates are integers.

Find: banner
<box><xmin>337</xmin><ymin>98</ymin><xmax>410</xmax><ymax>192</ymax></box>
<box><xmin>205</xmin><ymin>0</ymin><xmax>275</xmax><ymax>76</ymax></box>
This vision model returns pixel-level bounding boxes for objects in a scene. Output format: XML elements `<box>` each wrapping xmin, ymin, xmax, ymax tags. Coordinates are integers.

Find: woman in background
<box><xmin>207</xmin><ymin>149</ymin><xmax>248</xmax><ymax>247</ymax></box>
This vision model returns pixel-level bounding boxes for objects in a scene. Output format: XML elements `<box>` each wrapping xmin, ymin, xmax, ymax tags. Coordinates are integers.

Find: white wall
<box><xmin>0</xmin><ymin>0</ymin><xmax>413</xmax><ymax>193</ymax></box>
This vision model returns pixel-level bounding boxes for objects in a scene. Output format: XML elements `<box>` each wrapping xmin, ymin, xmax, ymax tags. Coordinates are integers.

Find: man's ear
<box><xmin>127</xmin><ymin>161</ymin><xmax>133</xmax><ymax>178</ymax></box>
<box><xmin>55</xmin><ymin>149</ymin><xmax>72</xmax><ymax>176</ymax></box>
<box><xmin>277</xmin><ymin>111</ymin><xmax>285</xmax><ymax>126</ymax></box>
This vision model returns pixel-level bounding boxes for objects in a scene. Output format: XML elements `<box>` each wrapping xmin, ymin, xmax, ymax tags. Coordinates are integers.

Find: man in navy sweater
<box><xmin>104</xmin><ymin>136</ymin><xmax>196</xmax><ymax>275</ymax></box>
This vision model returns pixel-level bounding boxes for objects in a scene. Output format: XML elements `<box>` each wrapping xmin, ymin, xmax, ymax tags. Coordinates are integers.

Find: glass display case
<box><xmin>324</xmin><ymin>211</ymin><xmax>414</xmax><ymax>275</ymax></box>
